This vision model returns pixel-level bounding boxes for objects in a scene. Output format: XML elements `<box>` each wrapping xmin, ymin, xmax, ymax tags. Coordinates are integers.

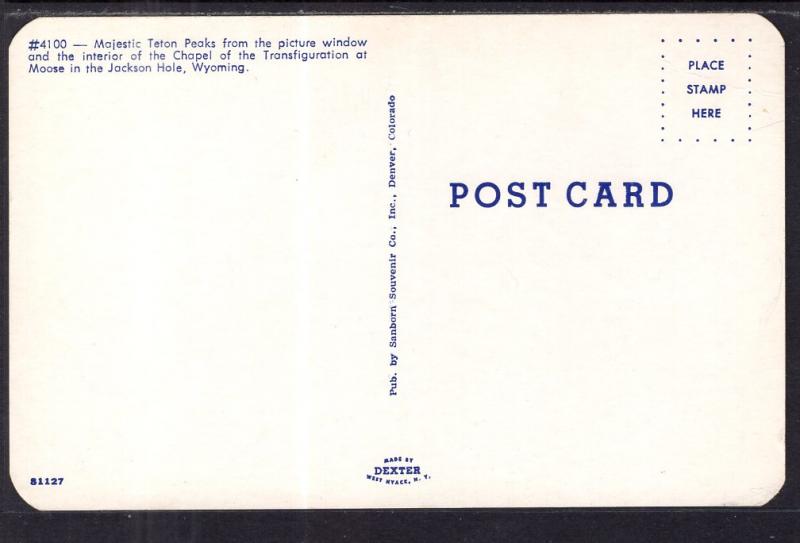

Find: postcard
<box><xmin>8</xmin><ymin>14</ymin><xmax>785</xmax><ymax>509</ymax></box>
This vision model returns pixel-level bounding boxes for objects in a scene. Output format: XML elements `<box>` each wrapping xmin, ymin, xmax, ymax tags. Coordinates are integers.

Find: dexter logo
<box><xmin>365</xmin><ymin>455</ymin><xmax>430</xmax><ymax>485</ymax></box>
<box><xmin>374</xmin><ymin>465</ymin><xmax>421</xmax><ymax>475</ymax></box>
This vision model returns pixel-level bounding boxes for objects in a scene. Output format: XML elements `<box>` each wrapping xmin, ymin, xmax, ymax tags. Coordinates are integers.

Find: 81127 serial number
<box><xmin>30</xmin><ymin>477</ymin><xmax>63</xmax><ymax>485</ymax></box>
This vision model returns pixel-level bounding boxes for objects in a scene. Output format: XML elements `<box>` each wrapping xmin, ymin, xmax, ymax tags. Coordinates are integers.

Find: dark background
<box><xmin>1</xmin><ymin>2</ymin><xmax>798</xmax><ymax>541</ymax></box>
